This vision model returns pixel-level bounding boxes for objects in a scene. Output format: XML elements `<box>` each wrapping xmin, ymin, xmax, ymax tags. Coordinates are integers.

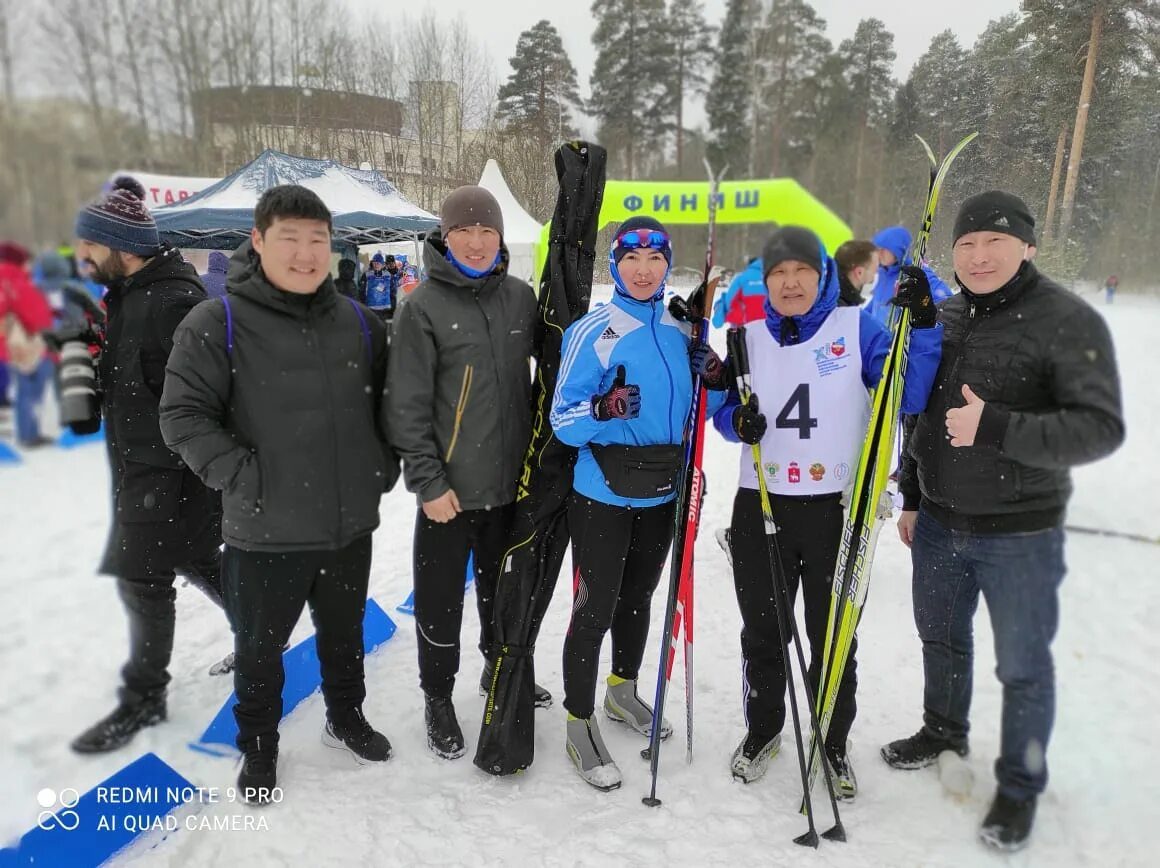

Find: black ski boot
<box><xmin>70</xmin><ymin>696</ymin><xmax>166</xmax><ymax>753</ymax></box>
<box><xmin>424</xmin><ymin>694</ymin><xmax>466</xmax><ymax>760</ymax></box>
<box><xmin>238</xmin><ymin>735</ymin><xmax>279</xmax><ymax>805</ymax></box>
<box><xmin>479</xmin><ymin>662</ymin><xmax>553</xmax><ymax>709</ymax></box>
<box><xmin>979</xmin><ymin>791</ymin><xmax>1036</xmax><ymax>852</ymax></box>
<box><xmin>323</xmin><ymin>708</ymin><xmax>392</xmax><ymax>764</ymax></box>
<box><xmin>881</xmin><ymin>726</ymin><xmax>968</xmax><ymax>770</ymax></box>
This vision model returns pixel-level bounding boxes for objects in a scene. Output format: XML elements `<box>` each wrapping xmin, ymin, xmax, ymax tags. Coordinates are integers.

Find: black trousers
<box><xmin>730</xmin><ymin>489</ymin><xmax>857</xmax><ymax>752</ymax></box>
<box><xmin>563</xmin><ymin>494</ymin><xmax>676</xmax><ymax>720</ymax></box>
<box><xmin>412</xmin><ymin>504</ymin><xmax>513</xmax><ymax>698</ymax></box>
<box><xmin>117</xmin><ymin>550</ymin><xmax>224</xmax><ymax>706</ymax></box>
<box><xmin>222</xmin><ymin>536</ymin><xmax>372</xmax><ymax>747</ymax></box>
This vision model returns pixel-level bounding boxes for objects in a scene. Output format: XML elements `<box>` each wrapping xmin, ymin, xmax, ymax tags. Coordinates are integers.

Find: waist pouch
<box><xmin>589</xmin><ymin>443</ymin><xmax>684</xmax><ymax>499</ymax></box>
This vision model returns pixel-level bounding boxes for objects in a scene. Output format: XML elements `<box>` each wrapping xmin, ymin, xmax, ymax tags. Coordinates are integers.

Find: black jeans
<box><xmin>117</xmin><ymin>550</ymin><xmax>224</xmax><ymax>706</ymax></box>
<box><xmin>222</xmin><ymin>535</ymin><xmax>372</xmax><ymax>747</ymax></box>
<box><xmin>563</xmin><ymin>494</ymin><xmax>676</xmax><ymax>720</ymax></box>
<box><xmin>729</xmin><ymin>489</ymin><xmax>855</xmax><ymax>752</ymax></box>
<box><xmin>412</xmin><ymin>504</ymin><xmax>513</xmax><ymax>698</ymax></box>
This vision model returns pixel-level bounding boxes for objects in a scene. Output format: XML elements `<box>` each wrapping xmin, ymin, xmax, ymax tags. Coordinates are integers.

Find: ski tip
<box><xmin>793</xmin><ymin>830</ymin><xmax>820</xmax><ymax>849</ymax></box>
<box><xmin>822</xmin><ymin>823</ymin><xmax>847</xmax><ymax>843</ymax></box>
<box><xmin>642</xmin><ymin>796</ymin><xmax>662</xmax><ymax>808</ymax></box>
<box><xmin>640</xmin><ymin>746</ymin><xmax>652</xmax><ymax>761</ymax></box>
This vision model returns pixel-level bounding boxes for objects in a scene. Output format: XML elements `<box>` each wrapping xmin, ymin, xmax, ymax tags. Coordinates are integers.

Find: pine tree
<box><xmin>658</xmin><ymin>0</ymin><xmax>714</xmax><ymax>173</ymax></box>
<box><xmin>705</xmin><ymin>0</ymin><xmax>756</xmax><ymax>174</ymax></box>
<box><xmin>589</xmin><ymin>0</ymin><xmax>670</xmax><ymax>177</ymax></box>
<box><xmin>496</xmin><ymin>20</ymin><xmax>583</xmax><ymax>149</ymax></box>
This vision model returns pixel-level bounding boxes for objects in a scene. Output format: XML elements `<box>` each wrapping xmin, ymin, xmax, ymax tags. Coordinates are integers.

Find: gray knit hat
<box><xmin>440</xmin><ymin>185</ymin><xmax>504</xmax><ymax>237</ymax></box>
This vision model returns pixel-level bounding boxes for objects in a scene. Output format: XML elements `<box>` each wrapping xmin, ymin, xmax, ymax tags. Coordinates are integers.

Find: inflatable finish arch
<box><xmin>534</xmin><ymin>177</ymin><xmax>852</xmax><ymax>281</ymax></box>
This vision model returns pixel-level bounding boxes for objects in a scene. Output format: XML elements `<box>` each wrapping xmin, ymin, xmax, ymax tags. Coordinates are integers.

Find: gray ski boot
<box><xmin>603</xmin><ymin>676</ymin><xmax>672</xmax><ymax>739</ymax></box>
<box><xmin>566</xmin><ymin>716</ymin><xmax>622</xmax><ymax>791</ymax></box>
<box><xmin>730</xmin><ymin>731</ymin><xmax>782</xmax><ymax>783</ymax></box>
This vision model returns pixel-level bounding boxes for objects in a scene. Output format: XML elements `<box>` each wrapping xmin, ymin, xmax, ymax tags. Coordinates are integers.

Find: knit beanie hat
<box><xmin>0</xmin><ymin>241</ymin><xmax>30</xmax><ymax>266</ymax></box>
<box><xmin>762</xmin><ymin>226</ymin><xmax>825</xmax><ymax>278</ymax></box>
<box><xmin>952</xmin><ymin>191</ymin><xmax>1037</xmax><ymax>246</ymax></box>
<box><xmin>441</xmin><ymin>185</ymin><xmax>504</xmax><ymax>237</ymax></box>
<box><xmin>612</xmin><ymin>215</ymin><xmax>672</xmax><ymax>265</ymax></box>
<box><xmin>74</xmin><ymin>176</ymin><xmax>160</xmax><ymax>256</ymax></box>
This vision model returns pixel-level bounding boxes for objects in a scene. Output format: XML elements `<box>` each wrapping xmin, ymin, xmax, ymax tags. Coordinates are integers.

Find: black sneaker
<box><xmin>881</xmin><ymin>727</ymin><xmax>968</xmax><ymax>770</ymax></box>
<box><xmin>238</xmin><ymin>735</ymin><xmax>279</xmax><ymax>805</ymax></box>
<box><xmin>70</xmin><ymin>697</ymin><xmax>166</xmax><ymax>753</ymax></box>
<box><xmin>979</xmin><ymin>791</ymin><xmax>1036</xmax><ymax>852</ymax></box>
<box><xmin>827</xmin><ymin>743</ymin><xmax>858</xmax><ymax>800</ymax></box>
<box><xmin>323</xmin><ymin>708</ymin><xmax>392</xmax><ymax>763</ymax></box>
<box><xmin>479</xmin><ymin>662</ymin><xmax>553</xmax><ymax>709</ymax></box>
<box><xmin>424</xmin><ymin>695</ymin><xmax>466</xmax><ymax>760</ymax></box>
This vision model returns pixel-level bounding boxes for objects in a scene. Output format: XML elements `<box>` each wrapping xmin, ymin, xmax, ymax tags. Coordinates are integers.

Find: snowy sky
<box><xmin>349</xmin><ymin>0</ymin><xmax>1023</xmax><ymax>132</ymax></box>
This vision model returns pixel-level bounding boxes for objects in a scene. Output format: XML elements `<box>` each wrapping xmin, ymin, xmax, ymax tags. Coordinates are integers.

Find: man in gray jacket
<box><xmin>160</xmin><ymin>185</ymin><xmax>399</xmax><ymax>804</ymax></box>
<box><xmin>385</xmin><ymin>185</ymin><xmax>541</xmax><ymax>760</ymax></box>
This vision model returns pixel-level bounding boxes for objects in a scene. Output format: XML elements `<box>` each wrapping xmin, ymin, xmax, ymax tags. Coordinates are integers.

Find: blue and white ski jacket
<box><xmin>864</xmin><ymin>225</ymin><xmax>953</xmax><ymax>324</ymax></box>
<box><xmin>364</xmin><ymin>270</ymin><xmax>398</xmax><ymax>310</ymax></box>
<box><xmin>713</xmin><ymin>255</ymin><xmax>943</xmax><ymax>442</ymax></box>
<box><xmin>551</xmin><ymin>287</ymin><xmax>728</xmax><ymax>508</ymax></box>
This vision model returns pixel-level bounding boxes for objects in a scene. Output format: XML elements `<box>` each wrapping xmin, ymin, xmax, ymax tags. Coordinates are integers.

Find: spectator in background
<box><xmin>200</xmin><ymin>251</ymin><xmax>229</xmax><ymax>301</ymax></box>
<box><xmin>834</xmin><ymin>240</ymin><xmax>879</xmax><ymax>308</ymax></box>
<box><xmin>712</xmin><ymin>256</ymin><xmax>766</xmax><ymax>328</ymax></box>
<box><xmin>360</xmin><ymin>252</ymin><xmax>397</xmax><ymax>321</ymax></box>
<box><xmin>0</xmin><ymin>242</ymin><xmax>55</xmax><ymax>447</ymax></box>
<box><xmin>335</xmin><ymin>258</ymin><xmax>359</xmax><ymax>299</ymax></box>
<box><xmin>864</xmin><ymin>225</ymin><xmax>953</xmax><ymax>323</ymax></box>
<box><xmin>1104</xmin><ymin>274</ymin><xmax>1118</xmax><ymax>304</ymax></box>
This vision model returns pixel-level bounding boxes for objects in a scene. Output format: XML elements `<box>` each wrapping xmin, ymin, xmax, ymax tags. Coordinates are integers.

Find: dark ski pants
<box><xmin>912</xmin><ymin>508</ymin><xmax>1065</xmax><ymax>800</ymax></box>
<box><xmin>222</xmin><ymin>536</ymin><xmax>372</xmax><ymax>747</ymax></box>
<box><xmin>729</xmin><ymin>488</ymin><xmax>856</xmax><ymax>754</ymax></box>
<box><xmin>413</xmin><ymin>504</ymin><xmax>513</xmax><ymax>698</ymax></box>
<box><xmin>563</xmin><ymin>493</ymin><xmax>676</xmax><ymax>720</ymax></box>
<box><xmin>117</xmin><ymin>550</ymin><xmax>224</xmax><ymax>707</ymax></box>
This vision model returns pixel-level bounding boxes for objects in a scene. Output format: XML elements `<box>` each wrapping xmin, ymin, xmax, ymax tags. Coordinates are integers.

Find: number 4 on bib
<box><xmin>775</xmin><ymin>384</ymin><xmax>818</xmax><ymax>439</ymax></box>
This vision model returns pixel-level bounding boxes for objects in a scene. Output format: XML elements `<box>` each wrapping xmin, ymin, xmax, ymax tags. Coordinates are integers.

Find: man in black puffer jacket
<box><xmin>69</xmin><ymin>177</ymin><xmax>229</xmax><ymax>756</ymax></box>
<box><xmin>160</xmin><ymin>185</ymin><xmax>399</xmax><ymax>804</ymax></box>
<box><xmin>884</xmin><ymin>191</ymin><xmax>1124</xmax><ymax>852</ymax></box>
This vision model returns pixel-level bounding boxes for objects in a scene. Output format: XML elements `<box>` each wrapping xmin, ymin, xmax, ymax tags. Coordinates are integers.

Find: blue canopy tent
<box><xmin>153</xmin><ymin>149</ymin><xmax>437</xmax><ymax>255</ymax></box>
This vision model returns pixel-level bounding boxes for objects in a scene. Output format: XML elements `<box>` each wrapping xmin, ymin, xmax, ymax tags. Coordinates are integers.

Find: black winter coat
<box><xmin>900</xmin><ymin>263</ymin><xmax>1124</xmax><ymax>532</ymax></box>
<box><xmin>160</xmin><ymin>243</ymin><xmax>399</xmax><ymax>552</ymax></box>
<box><xmin>96</xmin><ymin>245</ymin><xmax>222</xmax><ymax>579</ymax></box>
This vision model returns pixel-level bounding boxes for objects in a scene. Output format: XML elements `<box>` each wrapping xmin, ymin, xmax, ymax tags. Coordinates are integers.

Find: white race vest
<box><xmin>738</xmin><ymin>307</ymin><xmax>870</xmax><ymax>495</ymax></box>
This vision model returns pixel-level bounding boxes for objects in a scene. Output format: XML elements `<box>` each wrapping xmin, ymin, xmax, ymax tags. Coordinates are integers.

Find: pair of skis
<box><xmin>642</xmin><ymin>160</ymin><xmax>727</xmax><ymax>807</ymax></box>
<box><xmin>802</xmin><ymin>132</ymin><xmax>979</xmax><ymax>805</ymax></box>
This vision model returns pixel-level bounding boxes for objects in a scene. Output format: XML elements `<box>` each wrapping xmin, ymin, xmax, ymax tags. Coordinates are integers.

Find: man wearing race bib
<box><xmin>712</xmin><ymin>225</ymin><xmax>942</xmax><ymax>795</ymax></box>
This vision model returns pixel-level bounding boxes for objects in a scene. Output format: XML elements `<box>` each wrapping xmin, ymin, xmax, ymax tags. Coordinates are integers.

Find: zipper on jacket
<box><xmin>649</xmin><ymin>300</ymin><xmax>677</xmax><ymax>443</ymax></box>
<box><xmin>312</xmin><ymin>310</ymin><xmax>344</xmax><ymax>545</ymax></box>
<box><xmin>445</xmin><ymin>364</ymin><xmax>474</xmax><ymax>462</ymax></box>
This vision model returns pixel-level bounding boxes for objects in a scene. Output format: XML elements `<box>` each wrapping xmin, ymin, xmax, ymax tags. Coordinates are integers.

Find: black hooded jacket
<box><xmin>900</xmin><ymin>262</ymin><xmax>1124</xmax><ymax>532</ymax></box>
<box><xmin>160</xmin><ymin>243</ymin><xmax>398</xmax><ymax>552</ymax></box>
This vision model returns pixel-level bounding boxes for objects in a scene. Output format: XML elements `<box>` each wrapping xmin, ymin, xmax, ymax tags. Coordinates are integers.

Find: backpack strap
<box><xmin>221</xmin><ymin>296</ymin><xmax>234</xmax><ymax>358</ymax></box>
<box><xmin>345</xmin><ymin>296</ymin><xmax>373</xmax><ymax>367</ymax></box>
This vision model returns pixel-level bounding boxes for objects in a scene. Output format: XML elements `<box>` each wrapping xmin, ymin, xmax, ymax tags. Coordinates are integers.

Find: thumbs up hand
<box><xmin>592</xmin><ymin>364</ymin><xmax>642</xmax><ymax>421</ymax></box>
<box><xmin>945</xmin><ymin>383</ymin><xmax>985</xmax><ymax>447</ymax></box>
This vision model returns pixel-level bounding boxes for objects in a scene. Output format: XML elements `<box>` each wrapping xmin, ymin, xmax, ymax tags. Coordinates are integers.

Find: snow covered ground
<box><xmin>1</xmin><ymin>291</ymin><xmax>1157</xmax><ymax>867</ymax></box>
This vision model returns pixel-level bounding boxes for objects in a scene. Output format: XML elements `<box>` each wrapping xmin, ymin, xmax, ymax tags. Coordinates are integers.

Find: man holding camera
<box><xmin>68</xmin><ymin>176</ymin><xmax>228</xmax><ymax>754</ymax></box>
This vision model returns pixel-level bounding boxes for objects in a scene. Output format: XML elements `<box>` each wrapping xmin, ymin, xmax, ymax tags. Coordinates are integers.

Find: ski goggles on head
<box><xmin>613</xmin><ymin>228</ymin><xmax>670</xmax><ymax>252</ymax></box>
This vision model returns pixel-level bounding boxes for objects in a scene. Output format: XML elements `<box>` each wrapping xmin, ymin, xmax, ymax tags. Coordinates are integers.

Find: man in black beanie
<box><xmin>883</xmin><ymin>191</ymin><xmax>1125</xmax><ymax>852</ymax></box>
<box><xmin>69</xmin><ymin>176</ymin><xmax>229</xmax><ymax>754</ymax></box>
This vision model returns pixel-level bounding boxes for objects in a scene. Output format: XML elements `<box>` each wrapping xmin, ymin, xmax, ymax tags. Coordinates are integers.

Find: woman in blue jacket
<box><xmin>712</xmin><ymin>226</ymin><xmax>942</xmax><ymax>795</ymax></box>
<box><xmin>550</xmin><ymin>216</ymin><xmax>727</xmax><ymax>791</ymax></box>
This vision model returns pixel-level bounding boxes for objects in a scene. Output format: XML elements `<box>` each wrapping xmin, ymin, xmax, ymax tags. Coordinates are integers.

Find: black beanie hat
<box><xmin>953</xmin><ymin>191</ymin><xmax>1037</xmax><ymax>246</ymax></box>
<box><xmin>762</xmin><ymin>226</ymin><xmax>824</xmax><ymax>278</ymax></box>
<box><xmin>613</xmin><ymin>215</ymin><xmax>671</xmax><ymax>265</ymax></box>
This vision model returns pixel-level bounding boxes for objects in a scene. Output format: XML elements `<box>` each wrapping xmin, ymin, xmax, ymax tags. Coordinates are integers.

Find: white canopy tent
<box><xmin>477</xmin><ymin>159</ymin><xmax>543</xmax><ymax>284</ymax></box>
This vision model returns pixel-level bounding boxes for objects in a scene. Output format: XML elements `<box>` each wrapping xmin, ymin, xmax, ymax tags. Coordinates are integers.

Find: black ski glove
<box><xmin>891</xmin><ymin>265</ymin><xmax>937</xmax><ymax>328</ymax></box>
<box><xmin>732</xmin><ymin>395</ymin><xmax>767</xmax><ymax>445</ymax></box>
<box><xmin>690</xmin><ymin>343</ymin><xmax>730</xmax><ymax>391</ymax></box>
<box><xmin>592</xmin><ymin>365</ymin><xmax>642</xmax><ymax>421</ymax></box>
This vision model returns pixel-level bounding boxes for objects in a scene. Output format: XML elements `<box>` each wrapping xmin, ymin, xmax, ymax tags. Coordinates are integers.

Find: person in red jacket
<box><xmin>0</xmin><ymin>242</ymin><xmax>55</xmax><ymax>444</ymax></box>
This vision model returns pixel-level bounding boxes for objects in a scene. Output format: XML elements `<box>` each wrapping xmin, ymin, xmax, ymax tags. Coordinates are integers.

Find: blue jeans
<box><xmin>912</xmin><ymin>508</ymin><xmax>1066</xmax><ymax>800</ymax></box>
<box><xmin>15</xmin><ymin>357</ymin><xmax>54</xmax><ymax>443</ymax></box>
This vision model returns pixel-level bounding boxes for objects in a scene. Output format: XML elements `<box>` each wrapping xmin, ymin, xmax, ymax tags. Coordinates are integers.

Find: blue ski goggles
<box><xmin>613</xmin><ymin>228</ymin><xmax>671</xmax><ymax>253</ymax></box>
